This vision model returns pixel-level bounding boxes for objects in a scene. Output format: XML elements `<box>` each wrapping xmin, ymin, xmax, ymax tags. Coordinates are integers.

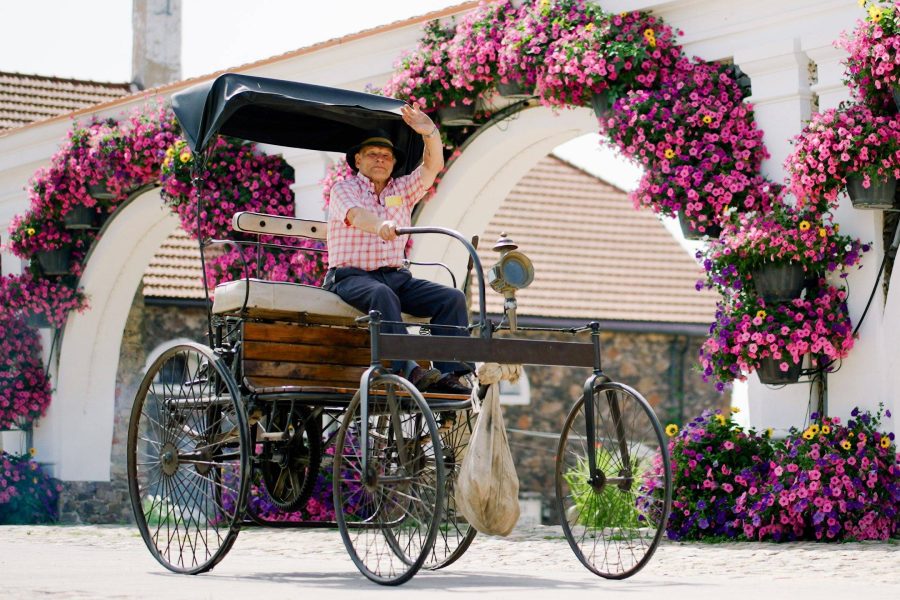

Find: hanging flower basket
<box><xmin>678</xmin><ymin>211</ymin><xmax>721</xmax><ymax>240</ymax></box>
<box><xmin>497</xmin><ymin>79</ymin><xmax>533</xmax><ymax>99</ymax></box>
<box><xmin>25</xmin><ymin>312</ymin><xmax>50</xmax><ymax>329</ymax></box>
<box><xmin>437</xmin><ymin>103</ymin><xmax>476</xmax><ymax>126</ymax></box>
<box><xmin>86</xmin><ymin>182</ymin><xmax>116</xmax><ymax>201</ymax></box>
<box><xmin>757</xmin><ymin>355</ymin><xmax>803</xmax><ymax>385</ymax></box>
<box><xmin>35</xmin><ymin>249</ymin><xmax>71</xmax><ymax>276</ymax></box>
<box><xmin>62</xmin><ymin>206</ymin><xmax>96</xmax><ymax>230</ymax></box>
<box><xmin>845</xmin><ymin>174</ymin><xmax>897</xmax><ymax>209</ymax></box>
<box><xmin>751</xmin><ymin>263</ymin><xmax>806</xmax><ymax>303</ymax></box>
<box><xmin>591</xmin><ymin>90</ymin><xmax>611</xmax><ymax>119</ymax></box>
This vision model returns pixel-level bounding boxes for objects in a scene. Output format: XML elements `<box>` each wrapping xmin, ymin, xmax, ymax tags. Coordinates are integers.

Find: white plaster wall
<box><xmin>33</xmin><ymin>189</ymin><xmax>179</xmax><ymax>480</ymax></box>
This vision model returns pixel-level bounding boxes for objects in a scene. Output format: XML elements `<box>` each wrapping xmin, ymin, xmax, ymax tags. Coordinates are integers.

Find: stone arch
<box><xmin>35</xmin><ymin>188</ymin><xmax>180</xmax><ymax>480</ymax></box>
<box><xmin>409</xmin><ymin>105</ymin><xmax>599</xmax><ymax>289</ymax></box>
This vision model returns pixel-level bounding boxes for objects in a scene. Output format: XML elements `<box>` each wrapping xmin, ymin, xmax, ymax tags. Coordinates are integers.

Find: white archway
<box><xmin>35</xmin><ymin>188</ymin><xmax>180</xmax><ymax>480</ymax></box>
<box><xmin>35</xmin><ymin>106</ymin><xmax>598</xmax><ymax>482</ymax></box>
<box><xmin>410</xmin><ymin>105</ymin><xmax>599</xmax><ymax>282</ymax></box>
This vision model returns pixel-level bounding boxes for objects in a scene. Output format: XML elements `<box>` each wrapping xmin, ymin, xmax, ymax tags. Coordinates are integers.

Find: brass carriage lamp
<box><xmin>486</xmin><ymin>232</ymin><xmax>534</xmax><ymax>332</ymax></box>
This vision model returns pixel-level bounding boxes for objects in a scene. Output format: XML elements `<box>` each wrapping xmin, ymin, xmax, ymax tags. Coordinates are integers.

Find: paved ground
<box><xmin>0</xmin><ymin>523</ymin><xmax>897</xmax><ymax>599</ymax></box>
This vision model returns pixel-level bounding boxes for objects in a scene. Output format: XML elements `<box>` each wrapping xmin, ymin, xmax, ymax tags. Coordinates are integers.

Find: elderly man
<box><xmin>323</xmin><ymin>104</ymin><xmax>471</xmax><ymax>394</ymax></box>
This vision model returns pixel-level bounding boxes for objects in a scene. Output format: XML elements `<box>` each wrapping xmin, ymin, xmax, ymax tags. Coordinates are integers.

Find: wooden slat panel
<box><xmin>244</xmin><ymin>360</ymin><xmax>365</xmax><ymax>385</ymax></box>
<box><xmin>244</xmin><ymin>322</ymin><xmax>369</xmax><ymax>347</ymax></box>
<box><xmin>243</xmin><ymin>341</ymin><xmax>371</xmax><ymax>365</ymax></box>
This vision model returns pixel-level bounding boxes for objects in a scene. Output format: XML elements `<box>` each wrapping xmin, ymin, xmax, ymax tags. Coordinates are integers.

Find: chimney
<box><xmin>132</xmin><ymin>0</ymin><xmax>182</xmax><ymax>90</ymax></box>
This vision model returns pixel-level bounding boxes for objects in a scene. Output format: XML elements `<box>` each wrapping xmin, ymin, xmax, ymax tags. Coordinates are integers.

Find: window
<box><xmin>499</xmin><ymin>368</ymin><xmax>531</xmax><ymax>406</ymax></box>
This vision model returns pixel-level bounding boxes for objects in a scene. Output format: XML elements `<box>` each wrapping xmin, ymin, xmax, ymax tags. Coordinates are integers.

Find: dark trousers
<box><xmin>324</xmin><ymin>266</ymin><xmax>471</xmax><ymax>375</ymax></box>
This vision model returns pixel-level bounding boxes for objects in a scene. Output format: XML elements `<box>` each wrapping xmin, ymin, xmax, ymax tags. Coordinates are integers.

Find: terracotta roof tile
<box><xmin>474</xmin><ymin>156</ymin><xmax>718</xmax><ymax>325</ymax></box>
<box><xmin>0</xmin><ymin>71</ymin><xmax>132</xmax><ymax>131</ymax></box>
<box><xmin>142</xmin><ymin>228</ymin><xmax>206</xmax><ymax>299</ymax></box>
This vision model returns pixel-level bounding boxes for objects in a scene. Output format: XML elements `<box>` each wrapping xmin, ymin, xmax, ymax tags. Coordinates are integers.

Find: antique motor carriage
<box><xmin>127</xmin><ymin>73</ymin><xmax>672</xmax><ymax>586</ymax></box>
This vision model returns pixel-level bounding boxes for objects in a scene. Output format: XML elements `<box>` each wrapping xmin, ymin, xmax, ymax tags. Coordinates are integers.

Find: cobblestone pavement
<box><xmin>0</xmin><ymin>524</ymin><xmax>897</xmax><ymax>599</ymax></box>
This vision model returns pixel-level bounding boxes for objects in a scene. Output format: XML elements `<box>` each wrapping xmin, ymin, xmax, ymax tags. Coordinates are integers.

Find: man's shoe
<box><xmin>428</xmin><ymin>374</ymin><xmax>473</xmax><ymax>395</ymax></box>
<box><xmin>408</xmin><ymin>366</ymin><xmax>442</xmax><ymax>392</ymax></box>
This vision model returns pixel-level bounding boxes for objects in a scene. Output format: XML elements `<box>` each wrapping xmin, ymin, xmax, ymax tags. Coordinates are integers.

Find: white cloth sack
<box><xmin>454</xmin><ymin>362</ymin><xmax>521</xmax><ymax>536</ymax></box>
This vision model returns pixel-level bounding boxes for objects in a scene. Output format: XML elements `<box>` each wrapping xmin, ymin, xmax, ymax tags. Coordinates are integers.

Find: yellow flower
<box><xmin>858</xmin><ymin>0</ymin><xmax>864</xmax><ymax>5</ymax></box>
<box><xmin>809</xmin><ymin>423</ymin><xmax>820</xmax><ymax>435</ymax></box>
<box><xmin>165</xmin><ymin>146</ymin><xmax>176</xmax><ymax>158</ymax></box>
<box><xmin>765</xmin><ymin>428</ymin><xmax>773</xmax><ymax>438</ymax></box>
<box><xmin>802</xmin><ymin>429</ymin><xmax>815</xmax><ymax>440</ymax></box>
<box><xmin>834</xmin><ymin>223</ymin><xmax>840</xmax><ymax>232</ymax></box>
<box><xmin>179</xmin><ymin>151</ymin><xmax>192</xmax><ymax>163</ymax></box>
<box><xmin>821</xmin><ymin>425</ymin><xmax>831</xmax><ymax>435</ymax></box>
<box><xmin>756</xmin><ymin>310</ymin><xmax>767</xmax><ymax>319</ymax></box>
<box><xmin>799</xmin><ymin>220</ymin><xmax>811</xmax><ymax>231</ymax></box>
<box><xmin>665</xmin><ymin>423</ymin><xmax>679</xmax><ymax>437</ymax></box>
<box><xmin>869</xmin><ymin>5</ymin><xmax>883</xmax><ymax>22</ymax></box>
<box><xmin>26</xmin><ymin>227</ymin><xmax>35</xmax><ymax>236</ymax></box>
<box><xmin>730</xmin><ymin>406</ymin><xmax>740</xmax><ymax>413</ymax></box>
<box><xmin>840</xmin><ymin>439</ymin><xmax>852</xmax><ymax>450</ymax></box>
<box><xmin>585</xmin><ymin>23</ymin><xmax>595</xmax><ymax>32</ymax></box>
<box><xmin>664</xmin><ymin>148</ymin><xmax>675</xmax><ymax>159</ymax></box>
<box><xmin>715</xmin><ymin>414</ymin><xmax>726</xmax><ymax>426</ymax></box>
<box><xmin>849</xmin><ymin>431</ymin><xmax>855</xmax><ymax>437</ymax></box>
<box><xmin>881</xmin><ymin>437</ymin><xmax>891</xmax><ymax>449</ymax></box>
<box><xmin>643</xmin><ymin>28</ymin><xmax>655</xmax><ymax>39</ymax></box>
<box><xmin>702</xmin><ymin>115</ymin><xmax>713</xmax><ymax>124</ymax></box>
<box><xmin>818</xmin><ymin>227</ymin><xmax>827</xmax><ymax>238</ymax></box>
<box><xmin>29</xmin><ymin>447</ymin><xmax>36</xmax><ymax>456</ymax></box>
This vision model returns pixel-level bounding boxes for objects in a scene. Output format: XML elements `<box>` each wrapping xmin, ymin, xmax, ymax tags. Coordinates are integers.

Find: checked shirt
<box><xmin>327</xmin><ymin>166</ymin><xmax>427</xmax><ymax>270</ymax></box>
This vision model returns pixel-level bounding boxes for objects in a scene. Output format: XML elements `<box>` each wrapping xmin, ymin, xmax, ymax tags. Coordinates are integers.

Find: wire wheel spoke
<box><xmin>555</xmin><ymin>381</ymin><xmax>672</xmax><ymax>579</ymax></box>
<box><xmin>424</xmin><ymin>407</ymin><xmax>477</xmax><ymax>570</ymax></box>
<box><xmin>333</xmin><ymin>374</ymin><xmax>445</xmax><ymax>585</ymax></box>
<box><xmin>127</xmin><ymin>343</ymin><xmax>249</xmax><ymax>575</ymax></box>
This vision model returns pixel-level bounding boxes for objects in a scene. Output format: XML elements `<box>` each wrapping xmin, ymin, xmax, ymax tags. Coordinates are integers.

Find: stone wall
<box><xmin>60</xmin><ymin>287</ymin><xmax>207</xmax><ymax>523</ymax></box>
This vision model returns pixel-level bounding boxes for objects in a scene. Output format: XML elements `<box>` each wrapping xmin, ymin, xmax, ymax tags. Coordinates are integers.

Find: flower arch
<box><xmin>0</xmin><ymin>0</ymin><xmax>884</xmax><ymax>517</ymax></box>
<box><xmin>318</xmin><ymin>0</ymin><xmax>870</xmax><ymax>389</ymax></box>
<box><xmin>0</xmin><ymin>103</ymin><xmax>319</xmax><ymax>433</ymax></box>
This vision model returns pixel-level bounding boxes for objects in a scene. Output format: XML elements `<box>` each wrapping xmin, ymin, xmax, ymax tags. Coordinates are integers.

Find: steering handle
<box><xmin>395</xmin><ymin>226</ymin><xmax>489</xmax><ymax>338</ymax></box>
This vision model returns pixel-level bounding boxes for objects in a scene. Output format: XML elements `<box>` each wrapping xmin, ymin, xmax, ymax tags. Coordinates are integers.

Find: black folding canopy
<box><xmin>171</xmin><ymin>73</ymin><xmax>424</xmax><ymax>177</ymax></box>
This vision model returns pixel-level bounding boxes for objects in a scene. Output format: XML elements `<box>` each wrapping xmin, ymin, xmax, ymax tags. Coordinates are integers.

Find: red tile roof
<box><xmin>142</xmin><ymin>228</ymin><xmax>206</xmax><ymax>299</ymax></box>
<box><xmin>474</xmin><ymin>156</ymin><xmax>718</xmax><ymax>325</ymax></box>
<box><xmin>0</xmin><ymin>71</ymin><xmax>133</xmax><ymax>131</ymax></box>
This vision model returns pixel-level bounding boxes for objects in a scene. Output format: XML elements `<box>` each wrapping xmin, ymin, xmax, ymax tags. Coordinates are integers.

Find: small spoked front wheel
<box><xmin>555</xmin><ymin>380</ymin><xmax>671</xmax><ymax>579</ymax></box>
<box><xmin>333</xmin><ymin>374</ymin><xmax>445</xmax><ymax>585</ymax></box>
<box><xmin>127</xmin><ymin>343</ymin><xmax>250</xmax><ymax>574</ymax></box>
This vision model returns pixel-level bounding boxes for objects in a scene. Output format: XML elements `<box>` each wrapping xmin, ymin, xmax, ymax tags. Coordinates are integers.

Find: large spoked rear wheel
<box><xmin>555</xmin><ymin>381</ymin><xmax>671</xmax><ymax>579</ymax></box>
<box><xmin>333</xmin><ymin>374</ymin><xmax>445</xmax><ymax>586</ymax></box>
<box><xmin>127</xmin><ymin>342</ymin><xmax>250</xmax><ymax>574</ymax></box>
<box><xmin>424</xmin><ymin>406</ymin><xmax>476</xmax><ymax>570</ymax></box>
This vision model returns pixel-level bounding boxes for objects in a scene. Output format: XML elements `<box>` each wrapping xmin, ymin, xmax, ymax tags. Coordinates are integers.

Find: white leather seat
<box><xmin>212</xmin><ymin>278</ymin><xmax>428</xmax><ymax>325</ymax></box>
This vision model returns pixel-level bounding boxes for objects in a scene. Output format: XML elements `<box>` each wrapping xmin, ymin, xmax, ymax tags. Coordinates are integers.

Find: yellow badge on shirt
<box><xmin>385</xmin><ymin>195</ymin><xmax>403</xmax><ymax>208</ymax></box>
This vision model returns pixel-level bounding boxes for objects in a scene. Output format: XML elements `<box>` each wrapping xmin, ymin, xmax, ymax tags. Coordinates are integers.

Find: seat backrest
<box><xmin>232</xmin><ymin>211</ymin><xmax>326</xmax><ymax>240</ymax></box>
